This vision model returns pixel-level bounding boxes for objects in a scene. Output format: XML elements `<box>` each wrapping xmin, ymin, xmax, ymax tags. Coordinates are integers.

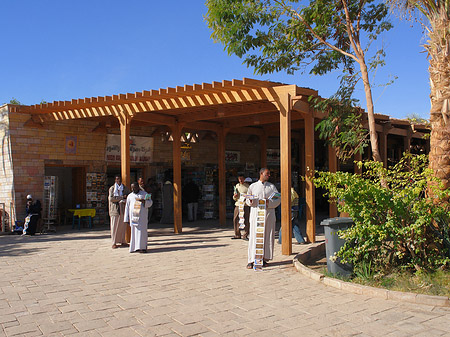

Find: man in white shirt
<box><xmin>246</xmin><ymin>168</ymin><xmax>281</xmax><ymax>269</ymax></box>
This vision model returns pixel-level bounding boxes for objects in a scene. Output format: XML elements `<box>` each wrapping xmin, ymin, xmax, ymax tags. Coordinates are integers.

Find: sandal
<box><xmin>246</xmin><ymin>263</ymin><xmax>254</xmax><ymax>269</ymax></box>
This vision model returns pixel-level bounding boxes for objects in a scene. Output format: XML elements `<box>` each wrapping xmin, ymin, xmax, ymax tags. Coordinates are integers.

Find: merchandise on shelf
<box><xmin>86</xmin><ymin>172</ymin><xmax>107</xmax><ymax>225</ymax></box>
<box><xmin>202</xmin><ymin>166</ymin><xmax>218</xmax><ymax>219</ymax></box>
<box><xmin>43</xmin><ymin>176</ymin><xmax>58</xmax><ymax>220</ymax></box>
<box><xmin>43</xmin><ymin>176</ymin><xmax>58</xmax><ymax>231</ymax></box>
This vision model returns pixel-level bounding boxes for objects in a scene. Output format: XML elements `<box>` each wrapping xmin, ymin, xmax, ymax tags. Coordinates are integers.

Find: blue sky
<box><xmin>1</xmin><ymin>0</ymin><xmax>429</xmax><ymax>120</ymax></box>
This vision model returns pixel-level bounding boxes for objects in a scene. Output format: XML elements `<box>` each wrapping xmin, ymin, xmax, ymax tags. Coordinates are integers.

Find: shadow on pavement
<box><xmin>0</xmin><ymin>232</ymin><xmax>112</xmax><ymax>257</ymax></box>
<box><xmin>148</xmin><ymin>243</ymin><xmax>228</xmax><ymax>254</ymax></box>
<box><xmin>149</xmin><ymin>239</ymin><xmax>220</xmax><ymax>246</ymax></box>
<box><xmin>268</xmin><ymin>259</ymin><xmax>294</xmax><ymax>267</ymax></box>
<box><xmin>0</xmin><ymin>220</ymin><xmax>231</xmax><ymax>257</ymax></box>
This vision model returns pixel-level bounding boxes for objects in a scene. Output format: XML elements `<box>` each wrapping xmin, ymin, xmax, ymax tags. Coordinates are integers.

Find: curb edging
<box><xmin>292</xmin><ymin>242</ymin><xmax>450</xmax><ymax>307</ymax></box>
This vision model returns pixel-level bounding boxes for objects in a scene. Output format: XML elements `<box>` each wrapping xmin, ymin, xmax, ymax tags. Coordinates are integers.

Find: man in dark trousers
<box><xmin>183</xmin><ymin>179</ymin><xmax>200</xmax><ymax>221</ymax></box>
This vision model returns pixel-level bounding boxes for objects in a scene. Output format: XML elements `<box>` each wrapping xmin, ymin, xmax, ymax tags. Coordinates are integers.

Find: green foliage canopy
<box><xmin>313</xmin><ymin>154</ymin><xmax>450</xmax><ymax>273</ymax></box>
<box><xmin>205</xmin><ymin>0</ymin><xmax>392</xmax><ymax>76</ymax></box>
<box><xmin>312</xmin><ymin>76</ymin><xmax>369</xmax><ymax>160</ymax></box>
<box><xmin>206</xmin><ymin>0</ymin><xmax>392</xmax><ymax>162</ymax></box>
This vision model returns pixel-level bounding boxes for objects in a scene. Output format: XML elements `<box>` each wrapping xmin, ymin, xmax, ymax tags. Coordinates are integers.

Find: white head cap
<box><xmin>244</xmin><ymin>177</ymin><xmax>252</xmax><ymax>183</ymax></box>
<box><xmin>26</xmin><ymin>195</ymin><xmax>33</xmax><ymax>200</ymax></box>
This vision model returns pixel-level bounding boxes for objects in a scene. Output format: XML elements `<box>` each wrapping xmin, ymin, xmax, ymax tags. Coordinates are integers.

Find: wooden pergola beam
<box><xmin>132</xmin><ymin>112</ymin><xmax>176</xmax><ymax>126</ymax></box>
<box><xmin>172</xmin><ymin>124</ymin><xmax>183</xmax><ymax>234</ymax></box>
<box><xmin>12</xmin><ymin>77</ymin><xmax>283</xmax><ymax>116</ymax></box>
<box><xmin>305</xmin><ymin>112</ymin><xmax>316</xmax><ymax>243</ymax></box>
<box><xmin>223</xmin><ymin>110</ymin><xmax>305</xmax><ymax>129</ymax></box>
<box><xmin>186</xmin><ymin>121</ymin><xmax>222</xmax><ymax>133</ymax></box>
<box><xmin>227</xmin><ymin>126</ymin><xmax>265</xmax><ymax>136</ymax></box>
<box><xmin>273</xmin><ymin>85</ymin><xmax>297</xmax><ymax>256</ymax></box>
<box><xmin>177</xmin><ymin>101</ymin><xmax>277</xmax><ymax>123</ymax></box>
<box><xmin>119</xmin><ymin>113</ymin><xmax>132</xmax><ymax>243</ymax></box>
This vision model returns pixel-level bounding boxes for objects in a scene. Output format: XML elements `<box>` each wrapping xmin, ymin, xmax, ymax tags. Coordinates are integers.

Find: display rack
<box><xmin>43</xmin><ymin>176</ymin><xmax>58</xmax><ymax>231</ymax></box>
<box><xmin>153</xmin><ymin>172</ymin><xmax>165</xmax><ymax>220</ymax></box>
<box><xmin>202</xmin><ymin>166</ymin><xmax>218</xmax><ymax>219</ymax></box>
<box><xmin>86</xmin><ymin>173</ymin><xmax>107</xmax><ymax>226</ymax></box>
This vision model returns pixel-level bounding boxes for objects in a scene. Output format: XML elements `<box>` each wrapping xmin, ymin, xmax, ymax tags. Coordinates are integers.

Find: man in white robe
<box><xmin>246</xmin><ymin>168</ymin><xmax>281</xmax><ymax>269</ymax></box>
<box><xmin>124</xmin><ymin>182</ymin><xmax>153</xmax><ymax>253</ymax></box>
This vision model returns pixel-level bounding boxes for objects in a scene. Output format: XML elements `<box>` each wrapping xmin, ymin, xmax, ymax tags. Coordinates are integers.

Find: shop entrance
<box><xmin>44</xmin><ymin>166</ymin><xmax>86</xmax><ymax>224</ymax></box>
<box><xmin>106</xmin><ymin>167</ymin><xmax>144</xmax><ymax>189</ymax></box>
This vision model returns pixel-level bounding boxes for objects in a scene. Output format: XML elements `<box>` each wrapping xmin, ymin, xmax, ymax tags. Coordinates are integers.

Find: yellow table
<box><xmin>68</xmin><ymin>209</ymin><xmax>96</xmax><ymax>229</ymax></box>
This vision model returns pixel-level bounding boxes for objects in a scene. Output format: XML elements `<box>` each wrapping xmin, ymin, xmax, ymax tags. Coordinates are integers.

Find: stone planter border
<box><xmin>293</xmin><ymin>242</ymin><xmax>450</xmax><ymax>307</ymax></box>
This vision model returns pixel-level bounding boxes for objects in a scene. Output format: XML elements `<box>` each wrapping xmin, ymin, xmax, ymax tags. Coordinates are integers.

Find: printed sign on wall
<box><xmin>105</xmin><ymin>134</ymin><xmax>154</xmax><ymax>163</ymax></box>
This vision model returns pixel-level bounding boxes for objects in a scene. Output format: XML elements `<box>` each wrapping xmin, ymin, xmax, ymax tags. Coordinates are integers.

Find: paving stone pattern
<box><xmin>1</xmin><ymin>226</ymin><xmax>449</xmax><ymax>336</ymax></box>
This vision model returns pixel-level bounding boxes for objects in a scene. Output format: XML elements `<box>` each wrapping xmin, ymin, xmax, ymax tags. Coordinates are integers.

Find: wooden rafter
<box><xmin>11</xmin><ymin>78</ymin><xmax>283</xmax><ymax>116</ymax></box>
<box><xmin>177</xmin><ymin>101</ymin><xmax>277</xmax><ymax>123</ymax></box>
<box><xmin>223</xmin><ymin>110</ymin><xmax>305</xmax><ymax>128</ymax></box>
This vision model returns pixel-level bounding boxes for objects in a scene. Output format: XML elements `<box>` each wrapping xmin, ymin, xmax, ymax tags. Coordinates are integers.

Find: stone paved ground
<box><xmin>1</xmin><ymin>223</ymin><xmax>449</xmax><ymax>337</ymax></box>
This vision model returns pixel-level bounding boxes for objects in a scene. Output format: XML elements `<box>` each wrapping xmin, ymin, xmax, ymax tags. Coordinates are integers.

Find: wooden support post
<box><xmin>379</xmin><ymin>130</ymin><xmax>388</xmax><ymax>168</ymax></box>
<box><xmin>425</xmin><ymin>136</ymin><xmax>430</xmax><ymax>154</ymax></box>
<box><xmin>328</xmin><ymin>146</ymin><xmax>338</xmax><ymax>218</ymax></box>
<box><xmin>305</xmin><ymin>113</ymin><xmax>316</xmax><ymax>243</ymax></box>
<box><xmin>404</xmin><ymin>128</ymin><xmax>412</xmax><ymax>154</ymax></box>
<box><xmin>299</xmin><ymin>130</ymin><xmax>305</xmax><ymax>198</ymax></box>
<box><xmin>218</xmin><ymin>127</ymin><xmax>227</xmax><ymax>226</ymax></box>
<box><xmin>260</xmin><ymin>131</ymin><xmax>267</xmax><ymax>169</ymax></box>
<box><xmin>279</xmin><ymin>93</ymin><xmax>292</xmax><ymax>256</ymax></box>
<box><xmin>172</xmin><ymin>124</ymin><xmax>183</xmax><ymax>234</ymax></box>
<box><xmin>119</xmin><ymin>113</ymin><xmax>131</xmax><ymax>243</ymax></box>
<box><xmin>354</xmin><ymin>151</ymin><xmax>362</xmax><ymax>175</ymax></box>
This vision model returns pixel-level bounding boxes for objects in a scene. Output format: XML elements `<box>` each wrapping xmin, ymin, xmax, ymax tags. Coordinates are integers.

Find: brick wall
<box><xmin>8</xmin><ymin>112</ymin><xmax>107</xmax><ymax>221</ymax></box>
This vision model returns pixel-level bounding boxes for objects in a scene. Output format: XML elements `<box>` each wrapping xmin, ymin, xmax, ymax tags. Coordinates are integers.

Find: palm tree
<box><xmin>390</xmin><ymin>1</ymin><xmax>450</xmax><ymax>188</ymax></box>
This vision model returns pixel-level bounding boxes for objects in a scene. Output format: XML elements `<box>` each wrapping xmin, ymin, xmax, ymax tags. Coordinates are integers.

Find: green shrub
<box><xmin>313</xmin><ymin>154</ymin><xmax>450</xmax><ymax>273</ymax></box>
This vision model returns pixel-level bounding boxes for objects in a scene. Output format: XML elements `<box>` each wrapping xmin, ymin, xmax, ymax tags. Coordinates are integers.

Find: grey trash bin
<box><xmin>321</xmin><ymin>217</ymin><xmax>354</xmax><ymax>277</ymax></box>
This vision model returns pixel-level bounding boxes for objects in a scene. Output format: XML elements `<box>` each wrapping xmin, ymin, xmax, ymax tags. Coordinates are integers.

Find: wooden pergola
<box><xmin>12</xmin><ymin>78</ymin><xmax>320</xmax><ymax>255</ymax></box>
<box><xmin>11</xmin><ymin>78</ymin><xmax>428</xmax><ymax>255</ymax></box>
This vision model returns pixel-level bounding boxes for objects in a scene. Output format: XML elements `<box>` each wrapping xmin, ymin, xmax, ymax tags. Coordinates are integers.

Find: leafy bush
<box><xmin>313</xmin><ymin>154</ymin><xmax>450</xmax><ymax>273</ymax></box>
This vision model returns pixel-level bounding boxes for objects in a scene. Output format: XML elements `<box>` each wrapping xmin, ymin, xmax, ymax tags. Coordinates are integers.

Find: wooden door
<box><xmin>72</xmin><ymin>167</ymin><xmax>86</xmax><ymax>207</ymax></box>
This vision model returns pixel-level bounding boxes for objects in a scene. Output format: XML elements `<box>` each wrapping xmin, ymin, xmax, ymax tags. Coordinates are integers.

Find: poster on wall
<box><xmin>65</xmin><ymin>136</ymin><xmax>77</xmax><ymax>155</ymax></box>
<box><xmin>225</xmin><ymin>150</ymin><xmax>240</xmax><ymax>163</ymax></box>
<box><xmin>105</xmin><ymin>134</ymin><xmax>154</xmax><ymax>163</ymax></box>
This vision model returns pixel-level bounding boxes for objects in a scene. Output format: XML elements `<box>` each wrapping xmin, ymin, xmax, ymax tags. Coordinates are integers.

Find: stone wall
<box><xmin>0</xmin><ymin>105</ymin><xmax>15</xmax><ymax>229</ymax></box>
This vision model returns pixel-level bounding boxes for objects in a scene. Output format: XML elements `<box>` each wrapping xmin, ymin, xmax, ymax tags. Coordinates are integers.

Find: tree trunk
<box><xmin>428</xmin><ymin>15</ymin><xmax>450</xmax><ymax>189</ymax></box>
<box><xmin>359</xmin><ymin>60</ymin><xmax>382</xmax><ymax>163</ymax></box>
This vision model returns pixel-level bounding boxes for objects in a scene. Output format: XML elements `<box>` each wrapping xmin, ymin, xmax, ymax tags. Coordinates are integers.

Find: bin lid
<box><xmin>320</xmin><ymin>217</ymin><xmax>353</xmax><ymax>226</ymax></box>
